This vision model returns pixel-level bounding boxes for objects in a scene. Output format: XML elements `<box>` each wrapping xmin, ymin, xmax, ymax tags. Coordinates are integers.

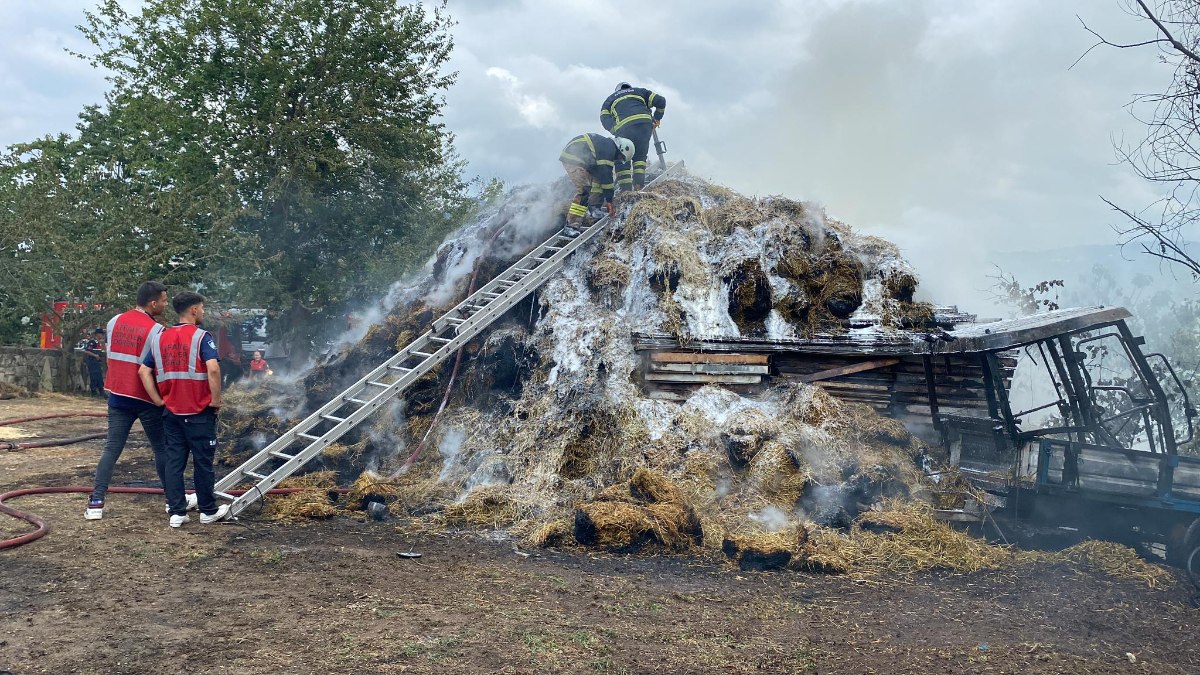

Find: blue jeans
<box><xmin>163</xmin><ymin>408</ymin><xmax>219</xmax><ymax>516</ymax></box>
<box><xmin>90</xmin><ymin>405</ymin><xmax>167</xmax><ymax>501</ymax></box>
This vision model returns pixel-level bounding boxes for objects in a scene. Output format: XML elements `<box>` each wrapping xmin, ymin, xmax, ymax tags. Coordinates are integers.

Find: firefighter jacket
<box><xmin>104</xmin><ymin>309</ymin><xmax>163</xmax><ymax>403</ymax></box>
<box><xmin>600</xmin><ymin>86</ymin><xmax>666</xmax><ymax>134</ymax></box>
<box><xmin>560</xmin><ymin>133</ymin><xmax>620</xmax><ymax>203</ymax></box>
<box><xmin>148</xmin><ymin>324</ymin><xmax>215</xmax><ymax>415</ymax></box>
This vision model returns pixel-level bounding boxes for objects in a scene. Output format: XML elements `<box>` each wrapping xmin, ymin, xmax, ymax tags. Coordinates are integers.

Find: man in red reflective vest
<box><xmin>139</xmin><ymin>291</ymin><xmax>229</xmax><ymax>527</ymax></box>
<box><xmin>85</xmin><ymin>281</ymin><xmax>200</xmax><ymax>520</ymax></box>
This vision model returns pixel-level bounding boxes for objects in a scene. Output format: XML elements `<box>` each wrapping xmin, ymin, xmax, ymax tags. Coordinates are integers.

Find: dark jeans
<box><xmin>163</xmin><ymin>408</ymin><xmax>220</xmax><ymax>516</ymax></box>
<box><xmin>90</xmin><ymin>405</ymin><xmax>167</xmax><ymax>501</ymax></box>
<box><xmin>616</xmin><ymin>121</ymin><xmax>653</xmax><ymax>189</ymax></box>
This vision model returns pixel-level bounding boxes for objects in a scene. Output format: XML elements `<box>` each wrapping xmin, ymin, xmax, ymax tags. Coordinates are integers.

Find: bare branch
<box><xmin>1134</xmin><ymin>0</ymin><xmax>1200</xmax><ymax>63</ymax></box>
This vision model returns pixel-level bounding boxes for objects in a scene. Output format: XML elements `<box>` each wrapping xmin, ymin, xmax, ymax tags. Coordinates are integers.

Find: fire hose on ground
<box><xmin>0</xmin><ymin>485</ymin><xmax>334</xmax><ymax>550</ymax></box>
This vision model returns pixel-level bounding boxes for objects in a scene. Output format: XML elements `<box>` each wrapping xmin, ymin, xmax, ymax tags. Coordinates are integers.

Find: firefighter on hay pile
<box><xmin>559</xmin><ymin>132</ymin><xmax>635</xmax><ymax>236</ymax></box>
<box><xmin>600</xmin><ymin>82</ymin><xmax>666</xmax><ymax>191</ymax></box>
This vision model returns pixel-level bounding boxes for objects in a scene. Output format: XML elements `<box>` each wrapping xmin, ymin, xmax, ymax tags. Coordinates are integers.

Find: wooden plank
<box><xmin>644</xmin><ymin>373</ymin><xmax>763</xmax><ymax>384</ymax></box>
<box><xmin>649</xmin><ymin>351</ymin><xmax>769</xmax><ymax>365</ymax></box>
<box><xmin>799</xmin><ymin>358</ymin><xmax>900</xmax><ymax>383</ymax></box>
<box><xmin>650</xmin><ymin>363</ymin><xmax>770</xmax><ymax>375</ymax></box>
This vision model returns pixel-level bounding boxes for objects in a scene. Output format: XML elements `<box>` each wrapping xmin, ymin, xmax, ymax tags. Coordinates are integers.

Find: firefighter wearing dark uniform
<box><xmin>559</xmin><ymin>132</ymin><xmax>634</xmax><ymax>234</ymax></box>
<box><xmin>600</xmin><ymin>82</ymin><xmax>666</xmax><ymax>190</ymax></box>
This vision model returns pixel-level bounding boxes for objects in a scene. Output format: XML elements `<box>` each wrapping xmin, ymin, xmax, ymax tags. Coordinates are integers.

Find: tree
<box><xmin>0</xmin><ymin>133</ymin><xmax>209</xmax><ymax>385</ymax></box>
<box><xmin>1082</xmin><ymin>1</ymin><xmax>1200</xmax><ymax>276</ymax></box>
<box><xmin>63</xmin><ymin>0</ymin><xmax>471</xmax><ymax>361</ymax></box>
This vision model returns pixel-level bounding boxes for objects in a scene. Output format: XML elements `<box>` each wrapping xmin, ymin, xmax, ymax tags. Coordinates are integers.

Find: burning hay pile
<box><xmin>215</xmin><ymin>170</ymin><xmax>1169</xmax><ymax>585</ymax></box>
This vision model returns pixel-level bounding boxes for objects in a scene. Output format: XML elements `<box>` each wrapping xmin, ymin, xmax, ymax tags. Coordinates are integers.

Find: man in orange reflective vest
<box><xmin>139</xmin><ymin>291</ymin><xmax>229</xmax><ymax>527</ymax></box>
<box><xmin>85</xmin><ymin>281</ymin><xmax>201</xmax><ymax>520</ymax></box>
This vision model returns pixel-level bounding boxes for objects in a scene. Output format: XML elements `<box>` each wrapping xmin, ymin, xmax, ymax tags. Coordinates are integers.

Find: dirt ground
<box><xmin>2</xmin><ymin>395</ymin><xmax>1199</xmax><ymax>675</ymax></box>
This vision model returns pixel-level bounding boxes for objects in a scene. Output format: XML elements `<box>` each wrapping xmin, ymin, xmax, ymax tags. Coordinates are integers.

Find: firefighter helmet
<box><xmin>615</xmin><ymin>136</ymin><xmax>635</xmax><ymax>162</ymax></box>
<box><xmin>614</xmin><ymin>82</ymin><xmax>631</xmax><ymax>92</ymax></box>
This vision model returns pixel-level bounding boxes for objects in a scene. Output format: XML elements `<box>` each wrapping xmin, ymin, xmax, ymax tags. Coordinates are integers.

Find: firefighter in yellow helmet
<box><xmin>600</xmin><ymin>82</ymin><xmax>666</xmax><ymax>190</ymax></box>
<box><xmin>559</xmin><ymin>133</ymin><xmax>635</xmax><ymax>236</ymax></box>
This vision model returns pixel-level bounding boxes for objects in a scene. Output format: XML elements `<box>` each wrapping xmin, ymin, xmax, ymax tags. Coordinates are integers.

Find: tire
<box><xmin>1188</xmin><ymin>546</ymin><xmax>1200</xmax><ymax>588</ymax></box>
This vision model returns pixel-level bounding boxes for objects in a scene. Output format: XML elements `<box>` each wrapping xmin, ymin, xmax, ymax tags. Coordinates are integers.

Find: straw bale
<box><xmin>345</xmin><ymin>471</ymin><xmax>402</xmax><ymax>509</ymax></box>
<box><xmin>529</xmin><ymin>518</ymin><xmax>575</xmax><ymax>548</ymax></box>
<box><xmin>747</xmin><ymin>441</ymin><xmax>808</xmax><ymax>506</ymax></box>
<box><xmin>644</xmin><ymin>501</ymin><xmax>704</xmax><ymax>550</ymax></box>
<box><xmin>0</xmin><ymin>380</ymin><xmax>28</xmax><ymax>399</ymax></box>
<box><xmin>442</xmin><ymin>485</ymin><xmax>526</xmax><ymax>528</ymax></box>
<box><xmin>725</xmin><ymin>259</ymin><xmax>773</xmax><ymax>332</ymax></box>
<box><xmin>882</xmin><ymin>269</ymin><xmax>919</xmax><ymax>302</ymax></box>
<box><xmin>629</xmin><ymin>467</ymin><xmax>684</xmax><ymax>504</ymax></box>
<box><xmin>264</xmin><ymin>490</ymin><xmax>340</xmax><ymax>523</ymax></box>
<box><xmin>574</xmin><ymin>501</ymin><xmax>656</xmax><ymax>552</ymax></box>
<box><xmin>702</xmin><ymin>196</ymin><xmax>765</xmax><ymax>236</ymax></box>
<box><xmin>722</xmin><ymin>525</ymin><xmax>810</xmax><ymax>571</ymax></box>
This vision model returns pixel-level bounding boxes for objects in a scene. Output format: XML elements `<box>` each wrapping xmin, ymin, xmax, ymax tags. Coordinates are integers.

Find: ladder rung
<box><xmin>321</xmin><ymin>414</ymin><xmax>347</xmax><ymax>423</ymax></box>
<box><xmin>216</xmin><ymin>491</ymin><xmax>236</xmax><ymax>501</ymax></box>
<box><xmin>544</xmin><ymin>246</ymin><xmax>564</xmax><ymax>251</ymax></box>
<box><xmin>269</xmin><ymin>450</ymin><xmax>296</xmax><ymax>460</ymax></box>
<box><xmin>480</xmin><ymin>292</ymin><xmax>501</xmax><ymax>298</ymax></box>
<box><xmin>411</xmin><ymin>351</ymin><xmax>434</xmax><ymax>358</ymax></box>
<box><xmin>429</xmin><ymin>336</ymin><xmax>453</xmax><ymax>343</ymax></box>
<box><xmin>444</xmin><ymin>317</ymin><xmax>466</xmax><ymax>324</ymax></box>
<box><xmin>388</xmin><ymin>366</ymin><xmax>412</xmax><ymax>373</ymax></box>
<box><xmin>366</xmin><ymin>380</ymin><xmax>390</xmax><ymax>388</ymax></box>
<box><xmin>345</xmin><ymin>397</ymin><xmax>370</xmax><ymax>405</ymax></box>
<box><xmin>297</xmin><ymin>431</ymin><xmax>321</xmax><ymax>440</ymax></box>
<box><xmin>244</xmin><ymin>470</ymin><xmax>269</xmax><ymax>480</ymax></box>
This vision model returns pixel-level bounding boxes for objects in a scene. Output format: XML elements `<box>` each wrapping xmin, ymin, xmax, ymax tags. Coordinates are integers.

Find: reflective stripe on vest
<box><xmin>609</xmin><ymin>94</ymin><xmax>653</xmax><ymax>132</ymax></box>
<box><xmin>150</xmin><ymin>325</ymin><xmax>213</xmax><ymax>414</ymax></box>
<box><xmin>104</xmin><ymin>310</ymin><xmax>162</xmax><ymax>402</ymax></box>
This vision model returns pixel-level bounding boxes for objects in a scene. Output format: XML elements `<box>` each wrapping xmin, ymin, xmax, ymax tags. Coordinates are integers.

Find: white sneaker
<box><xmin>164</xmin><ymin>493</ymin><xmax>199</xmax><ymax>513</ymax></box>
<box><xmin>169</xmin><ymin>514</ymin><xmax>190</xmax><ymax>528</ymax></box>
<box><xmin>199</xmin><ymin>504</ymin><xmax>230</xmax><ymax>524</ymax></box>
<box><xmin>84</xmin><ymin>498</ymin><xmax>104</xmax><ymax>520</ymax></box>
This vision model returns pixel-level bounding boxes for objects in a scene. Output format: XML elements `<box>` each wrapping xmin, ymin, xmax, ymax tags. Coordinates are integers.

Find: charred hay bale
<box><xmin>588</xmin><ymin>253</ymin><xmax>632</xmax><ymax>297</ymax></box>
<box><xmin>575</xmin><ymin>470</ymin><xmax>702</xmax><ymax>552</ymax></box>
<box><xmin>345</xmin><ymin>471</ymin><xmax>401</xmax><ymax>510</ymax></box>
<box><xmin>748</xmin><ymin>441</ymin><xmax>810</xmax><ymax>506</ymax></box>
<box><xmin>529</xmin><ymin>518</ymin><xmax>576</xmax><ymax>548</ymax></box>
<box><xmin>882</xmin><ymin>269</ymin><xmax>919</xmax><ymax>303</ymax></box>
<box><xmin>462</xmin><ymin>329</ymin><xmax>537</xmax><ymax>399</ymax></box>
<box><xmin>724</xmin><ymin>259</ymin><xmax>773</xmax><ymax>332</ymax></box>
<box><xmin>574</xmin><ymin>501</ymin><xmax>656</xmax><ymax>552</ymax></box>
<box><xmin>722</xmin><ymin>526</ymin><xmax>809</xmax><ymax>571</ymax></box>
<box><xmin>897</xmin><ymin>301</ymin><xmax>936</xmax><ymax>329</ymax></box>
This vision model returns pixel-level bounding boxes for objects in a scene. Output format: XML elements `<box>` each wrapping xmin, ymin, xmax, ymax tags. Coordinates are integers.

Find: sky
<box><xmin>0</xmin><ymin>0</ymin><xmax>1177</xmax><ymax>310</ymax></box>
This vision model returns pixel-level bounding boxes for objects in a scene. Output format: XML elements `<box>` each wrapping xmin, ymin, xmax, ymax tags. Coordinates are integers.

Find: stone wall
<box><xmin>0</xmin><ymin>347</ymin><xmax>91</xmax><ymax>394</ymax></box>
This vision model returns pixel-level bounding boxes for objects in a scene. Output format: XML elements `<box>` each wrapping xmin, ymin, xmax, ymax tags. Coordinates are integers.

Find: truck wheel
<box><xmin>1188</xmin><ymin>546</ymin><xmax>1200</xmax><ymax>588</ymax></box>
<box><xmin>1166</xmin><ymin>518</ymin><xmax>1197</xmax><ymax>566</ymax></box>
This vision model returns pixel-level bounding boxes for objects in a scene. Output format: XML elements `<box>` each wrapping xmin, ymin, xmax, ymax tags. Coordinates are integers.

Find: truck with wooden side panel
<box><xmin>634</xmin><ymin>306</ymin><xmax>1200</xmax><ymax>576</ymax></box>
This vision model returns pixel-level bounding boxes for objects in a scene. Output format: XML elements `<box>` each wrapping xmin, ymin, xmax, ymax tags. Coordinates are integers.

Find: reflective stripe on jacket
<box><xmin>560</xmin><ymin>133</ymin><xmax>620</xmax><ymax>203</ymax></box>
<box><xmin>150</xmin><ymin>324</ymin><xmax>213</xmax><ymax>415</ymax></box>
<box><xmin>600</xmin><ymin>86</ymin><xmax>666</xmax><ymax>133</ymax></box>
<box><xmin>104</xmin><ymin>309</ymin><xmax>163</xmax><ymax>403</ymax></box>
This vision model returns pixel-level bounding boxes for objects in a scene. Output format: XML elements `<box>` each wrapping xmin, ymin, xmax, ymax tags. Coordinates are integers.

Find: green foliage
<box><xmin>1</xmin><ymin>0</ymin><xmax>473</xmax><ymax>359</ymax></box>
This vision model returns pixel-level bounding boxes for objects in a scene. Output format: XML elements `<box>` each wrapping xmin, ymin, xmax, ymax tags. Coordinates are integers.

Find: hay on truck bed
<box><xmin>214</xmin><ymin>171</ymin><xmax>1174</xmax><ymax>587</ymax></box>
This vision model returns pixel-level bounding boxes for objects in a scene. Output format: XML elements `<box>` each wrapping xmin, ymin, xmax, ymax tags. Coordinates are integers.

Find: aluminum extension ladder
<box><xmin>215</xmin><ymin>162</ymin><xmax>684</xmax><ymax>516</ymax></box>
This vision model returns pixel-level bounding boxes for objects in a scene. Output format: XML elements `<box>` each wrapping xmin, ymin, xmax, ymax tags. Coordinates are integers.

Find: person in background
<box><xmin>217</xmin><ymin>312</ymin><xmax>244</xmax><ymax>388</ymax></box>
<box><xmin>248</xmin><ymin>350</ymin><xmax>270</xmax><ymax>380</ymax></box>
<box><xmin>85</xmin><ymin>281</ymin><xmax>197</xmax><ymax>520</ymax></box>
<box><xmin>139</xmin><ymin>291</ymin><xmax>229</xmax><ymax>527</ymax></box>
<box><xmin>84</xmin><ymin>329</ymin><xmax>105</xmax><ymax>396</ymax></box>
